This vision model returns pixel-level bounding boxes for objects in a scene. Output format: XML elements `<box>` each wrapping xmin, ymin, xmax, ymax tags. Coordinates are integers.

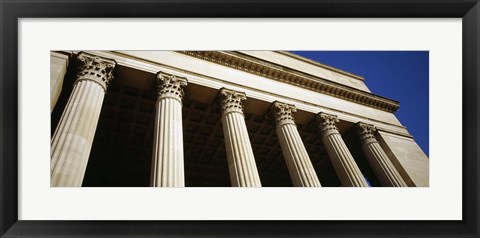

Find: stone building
<box><xmin>50</xmin><ymin>51</ymin><xmax>429</xmax><ymax>187</ymax></box>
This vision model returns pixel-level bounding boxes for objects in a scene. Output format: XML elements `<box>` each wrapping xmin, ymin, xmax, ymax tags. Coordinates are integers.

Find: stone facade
<box><xmin>50</xmin><ymin>51</ymin><xmax>429</xmax><ymax>187</ymax></box>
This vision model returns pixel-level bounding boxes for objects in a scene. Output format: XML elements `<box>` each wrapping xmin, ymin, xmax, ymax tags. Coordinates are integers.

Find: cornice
<box><xmin>276</xmin><ymin>51</ymin><xmax>365</xmax><ymax>81</ymax></box>
<box><xmin>63</xmin><ymin>50</ymin><xmax>411</xmax><ymax>138</ymax></box>
<box><xmin>178</xmin><ymin>51</ymin><xmax>400</xmax><ymax>113</ymax></box>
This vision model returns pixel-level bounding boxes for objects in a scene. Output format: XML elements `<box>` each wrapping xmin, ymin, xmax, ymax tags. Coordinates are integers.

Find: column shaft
<box><xmin>50</xmin><ymin>52</ymin><xmax>70</xmax><ymax>112</ymax></box>
<box><xmin>357</xmin><ymin>123</ymin><xmax>408</xmax><ymax>187</ymax></box>
<box><xmin>271</xmin><ymin>102</ymin><xmax>321</xmax><ymax>187</ymax></box>
<box><xmin>218</xmin><ymin>88</ymin><xmax>261</xmax><ymax>187</ymax></box>
<box><xmin>51</xmin><ymin>52</ymin><xmax>116</xmax><ymax>187</ymax></box>
<box><xmin>150</xmin><ymin>73</ymin><xmax>187</xmax><ymax>187</ymax></box>
<box><xmin>316</xmin><ymin>113</ymin><xmax>368</xmax><ymax>187</ymax></box>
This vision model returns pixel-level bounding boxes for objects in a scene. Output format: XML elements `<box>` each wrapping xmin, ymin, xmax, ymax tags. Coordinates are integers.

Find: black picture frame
<box><xmin>1</xmin><ymin>0</ymin><xmax>479</xmax><ymax>237</ymax></box>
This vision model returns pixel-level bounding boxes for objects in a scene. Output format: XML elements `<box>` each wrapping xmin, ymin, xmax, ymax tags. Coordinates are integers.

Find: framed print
<box><xmin>1</xmin><ymin>0</ymin><xmax>479</xmax><ymax>237</ymax></box>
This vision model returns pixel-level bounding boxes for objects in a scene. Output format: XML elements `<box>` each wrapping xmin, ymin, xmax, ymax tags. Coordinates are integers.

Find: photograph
<box><xmin>50</xmin><ymin>51</ymin><xmax>429</xmax><ymax>188</ymax></box>
<box><xmin>2</xmin><ymin>0</ymin><xmax>479</xmax><ymax>236</ymax></box>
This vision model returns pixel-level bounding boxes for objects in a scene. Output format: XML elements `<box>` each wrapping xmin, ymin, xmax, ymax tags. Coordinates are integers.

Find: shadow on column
<box><xmin>244</xmin><ymin>113</ymin><xmax>293</xmax><ymax>187</ymax></box>
<box><xmin>51</xmin><ymin>58</ymin><xmax>77</xmax><ymax>137</ymax></box>
<box><xmin>297</xmin><ymin>124</ymin><xmax>341</xmax><ymax>187</ymax></box>
<box><xmin>343</xmin><ymin>126</ymin><xmax>381</xmax><ymax>187</ymax></box>
<box><xmin>182</xmin><ymin>98</ymin><xmax>231</xmax><ymax>187</ymax></box>
<box><xmin>82</xmin><ymin>68</ymin><xmax>155</xmax><ymax>187</ymax></box>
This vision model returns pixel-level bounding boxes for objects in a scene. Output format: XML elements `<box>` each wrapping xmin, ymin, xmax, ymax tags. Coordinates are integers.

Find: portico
<box><xmin>51</xmin><ymin>51</ymin><xmax>429</xmax><ymax>187</ymax></box>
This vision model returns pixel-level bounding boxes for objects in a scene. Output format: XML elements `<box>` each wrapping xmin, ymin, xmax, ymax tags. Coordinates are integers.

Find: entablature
<box><xmin>64</xmin><ymin>50</ymin><xmax>410</xmax><ymax>138</ymax></box>
<box><xmin>179</xmin><ymin>51</ymin><xmax>400</xmax><ymax>113</ymax></box>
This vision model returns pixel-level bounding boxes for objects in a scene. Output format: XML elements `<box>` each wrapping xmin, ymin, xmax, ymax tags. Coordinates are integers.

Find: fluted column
<box><xmin>50</xmin><ymin>52</ymin><xmax>70</xmax><ymax>112</ymax></box>
<box><xmin>218</xmin><ymin>88</ymin><xmax>261</xmax><ymax>187</ymax></box>
<box><xmin>270</xmin><ymin>101</ymin><xmax>321</xmax><ymax>187</ymax></box>
<box><xmin>150</xmin><ymin>72</ymin><xmax>188</xmax><ymax>187</ymax></box>
<box><xmin>357</xmin><ymin>122</ymin><xmax>408</xmax><ymax>187</ymax></box>
<box><xmin>315</xmin><ymin>113</ymin><xmax>368</xmax><ymax>187</ymax></box>
<box><xmin>51</xmin><ymin>52</ymin><xmax>116</xmax><ymax>187</ymax></box>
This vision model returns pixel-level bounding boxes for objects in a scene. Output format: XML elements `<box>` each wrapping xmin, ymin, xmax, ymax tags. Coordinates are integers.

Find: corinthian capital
<box><xmin>269</xmin><ymin>101</ymin><xmax>296</xmax><ymax>127</ymax></box>
<box><xmin>75</xmin><ymin>52</ymin><xmax>116</xmax><ymax>91</ymax></box>
<box><xmin>217</xmin><ymin>88</ymin><xmax>247</xmax><ymax>115</ymax></box>
<box><xmin>315</xmin><ymin>112</ymin><xmax>340</xmax><ymax>137</ymax></box>
<box><xmin>155</xmin><ymin>72</ymin><xmax>188</xmax><ymax>102</ymax></box>
<box><xmin>357</xmin><ymin>122</ymin><xmax>377</xmax><ymax>144</ymax></box>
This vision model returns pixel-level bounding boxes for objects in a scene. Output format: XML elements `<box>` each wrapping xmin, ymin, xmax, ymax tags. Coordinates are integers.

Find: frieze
<box><xmin>179</xmin><ymin>51</ymin><xmax>400</xmax><ymax>113</ymax></box>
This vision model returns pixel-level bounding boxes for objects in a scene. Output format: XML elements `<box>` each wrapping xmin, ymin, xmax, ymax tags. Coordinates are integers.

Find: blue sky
<box><xmin>291</xmin><ymin>51</ymin><xmax>429</xmax><ymax>156</ymax></box>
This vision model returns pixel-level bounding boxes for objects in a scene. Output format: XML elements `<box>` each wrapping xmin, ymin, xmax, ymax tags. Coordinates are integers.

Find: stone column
<box><xmin>315</xmin><ymin>113</ymin><xmax>369</xmax><ymax>187</ymax></box>
<box><xmin>50</xmin><ymin>52</ymin><xmax>70</xmax><ymax>112</ymax></box>
<box><xmin>270</xmin><ymin>101</ymin><xmax>321</xmax><ymax>187</ymax></box>
<box><xmin>150</xmin><ymin>72</ymin><xmax>188</xmax><ymax>187</ymax></box>
<box><xmin>51</xmin><ymin>52</ymin><xmax>116</xmax><ymax>187</ymax></box>
<box><xmin>357</xmin><ymin>122</ymin><xmax>408</xmax><ymax>187</ymax></box>
<box><xmin>218</xmin><ymin>88</ymin><xmax>261</xmax><ymax>187</ymax></box>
